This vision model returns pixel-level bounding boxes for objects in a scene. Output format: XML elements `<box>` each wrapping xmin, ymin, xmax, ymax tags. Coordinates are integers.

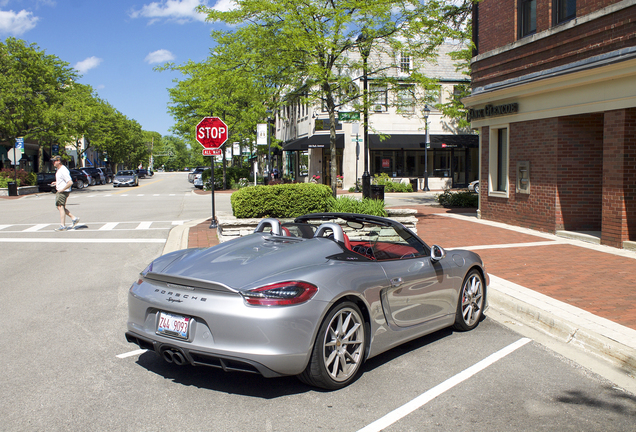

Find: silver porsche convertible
<box><xmin>126</xmin><ymin>213</ymin><xmax>488</xmax><ymax>389</ymax></box>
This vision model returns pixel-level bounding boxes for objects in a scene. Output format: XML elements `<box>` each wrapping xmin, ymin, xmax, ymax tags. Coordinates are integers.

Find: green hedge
<box><xmin>327</xmin><ymin>196</ymin><xmax>387</xmax><ymax>217</ymax></box>
<box><xmin>231</xmin><ymin>183</ymin><xmax>333</xmax><ymax>218</ymax></box>
<box><xmin>436</xmin><ymin>190</ymin><xmax>478</xmax><ymax>207</ymax></box>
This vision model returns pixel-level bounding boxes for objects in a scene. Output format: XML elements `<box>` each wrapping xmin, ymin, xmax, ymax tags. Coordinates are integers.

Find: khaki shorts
<box><xmin>55</xmin><ymin>191</ymin><xmax>69</xmax><ymax>207</ymax></box>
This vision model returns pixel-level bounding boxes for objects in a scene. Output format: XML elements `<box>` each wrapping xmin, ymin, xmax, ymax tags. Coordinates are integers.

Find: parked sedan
<box><xmin>188</xmin><ymin>167</ymin><xmax>206</xmax><ymax>183</ymax></box>
<box><xmin>82</xmin><ymin>167</ymin><xmax>105</xmax><ymax>185</ymax></box>
<box><xmin>37</xmin><ymin>172</ymin><xmax>56</xmax><ymax>192</ymax></box>
<box><xmin>113</xmin><ymin>170</ymin><xmax>139</xmax><ymax>187</ymax></box>
<box><xmin>126</xmin><ymin>213</ymin><xmax>488</xmax><ymax>390</ymax></box>
<box><xmin>69</xmin><ymin>169</ymin><xmax>90</xmax><ymax>189</ymax></box>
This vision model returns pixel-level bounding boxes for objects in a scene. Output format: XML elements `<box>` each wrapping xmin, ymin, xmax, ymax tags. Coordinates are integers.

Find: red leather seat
<box><xmin>342</xmin><ymin>232</ymin><xmax>352</xmax><ymax>251</ymax></box>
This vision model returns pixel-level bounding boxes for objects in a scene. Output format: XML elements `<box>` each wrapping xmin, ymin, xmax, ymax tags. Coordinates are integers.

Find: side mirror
<box><xmin>430</xmin><ymin>245</ymin><xmax>446</xmax><ymax>263</ymax></box>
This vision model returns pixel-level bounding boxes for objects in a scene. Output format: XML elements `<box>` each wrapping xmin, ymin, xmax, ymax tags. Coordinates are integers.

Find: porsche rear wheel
<box><xmin>299</xmin><ymin>302</ymin><xmax>366</xmax><ymax>390</ymax></box>
<box><xmin>453</xmin><ymin>269</ymin><xmax>485</xmax><ymax>331</ymax></box>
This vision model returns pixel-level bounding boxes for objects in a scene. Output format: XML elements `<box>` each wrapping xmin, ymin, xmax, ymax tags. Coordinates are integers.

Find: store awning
<box><xmin>283</xmin><ymin>134</ymin><xmax>345</xmax><ymax>151</ymax></box>
<box><xmin>369</xmin><ymin>134</ymin><xmax>478</xmax><ymax>149</ymax></box>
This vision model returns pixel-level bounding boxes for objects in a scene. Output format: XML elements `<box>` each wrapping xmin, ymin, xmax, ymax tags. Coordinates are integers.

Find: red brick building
<box><xmin>463</xmin><ymin>0</ymin><xmax>636</xmax><ymax>249</ymax></box>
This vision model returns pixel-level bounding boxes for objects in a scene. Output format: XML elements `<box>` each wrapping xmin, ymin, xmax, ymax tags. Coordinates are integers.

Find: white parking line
<box><xmin>99</xmin><ymin>222</ymin><xmax>119</xmax><ymax>231</ymax></box>
<box><xmin>136</xmin><ymin>222</ymin><xmax>152</xmax><ymax>230</ymax></box>
<box><xmin>357</xmin><ymin>338</ymin><xmax>532</xmax><ymax>432</ymax></box>
<box><xmin>0</xmin><ymin>238</ymin><xmax>166</xmax><ymax>243</ymax></box>
<box><xmin>172</xmin><ymin>221</ymin><xmax>185</xmax><ymax>225</ymax></box>
<box><xmin>0</xmin><ymin>225</ymin><xmax>12</xmax><ymax>231</ymax></box>
<box><xmin>23</xmin><ymin>224</ymin><xmax>50</xmax><ymax>232</ymax></box>
<box><xmin>116</xmin><ymin>349</ymin><xmax>147</xmax><ymax>359</ymax></box>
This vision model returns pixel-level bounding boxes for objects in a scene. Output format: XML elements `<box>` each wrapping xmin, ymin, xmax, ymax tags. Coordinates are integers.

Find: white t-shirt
<box><xmin>56</xmin><ymin>165</ymin><xmax>72</xmax><ymax>192</ymax></box>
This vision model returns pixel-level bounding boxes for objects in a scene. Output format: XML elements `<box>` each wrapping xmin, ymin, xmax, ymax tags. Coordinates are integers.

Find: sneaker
<box><xmin>55</xmin><ymin>225</ymin><xmax>68</xmax><ymax>231</ymax></box>
<box><xmin>71</xmin><ymin>217</ymin><xmax>80</xmax><ymax>228</ymax></box>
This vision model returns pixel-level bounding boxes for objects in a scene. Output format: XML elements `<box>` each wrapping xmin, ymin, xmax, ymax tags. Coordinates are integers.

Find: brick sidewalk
<box><xmin>404</xmin><ymin>205</ymin><xmax>636</xmax><ymax>330</ymax></box>
<box><xmin>186</xmin><ymin>205</ymin><xmax>636</xmax><ymax>330</ymax></box>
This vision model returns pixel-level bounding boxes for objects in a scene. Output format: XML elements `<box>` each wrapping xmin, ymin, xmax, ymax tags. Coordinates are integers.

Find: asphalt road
<box><xmin>1</xmin><ymin>172</ymin><xmax>634</xmax><ymax>431</ymax></box>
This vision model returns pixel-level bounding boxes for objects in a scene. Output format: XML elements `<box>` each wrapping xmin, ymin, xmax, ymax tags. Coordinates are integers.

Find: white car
<box><xmin>468</xmin><ymin>180</ymin><xmax>479</xmax><ymax>194</ymax></box>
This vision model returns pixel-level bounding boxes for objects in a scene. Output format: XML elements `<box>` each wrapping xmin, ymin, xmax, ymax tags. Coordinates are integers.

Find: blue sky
<box><xmin>0</xmin><ymin>0</ymin><xmax>234</xmax><ymax>137</ymax></box>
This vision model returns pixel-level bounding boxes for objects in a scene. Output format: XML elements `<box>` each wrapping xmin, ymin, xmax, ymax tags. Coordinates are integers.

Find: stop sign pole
<box><xmin>196</xmin><ymin>116</ymin><xmax>228</xmax><ymax>229</ymax></box>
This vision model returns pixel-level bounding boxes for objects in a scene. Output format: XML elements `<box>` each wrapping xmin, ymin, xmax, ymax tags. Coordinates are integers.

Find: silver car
<box><xmin>113</xmin><ymin>170</ymin><xmax>139</xmax><ymax>187</ymax></box>
<box><xmin>126</xmin><ymin>213</ymin><xmax>488</xmax><ymax>389</ymax></box>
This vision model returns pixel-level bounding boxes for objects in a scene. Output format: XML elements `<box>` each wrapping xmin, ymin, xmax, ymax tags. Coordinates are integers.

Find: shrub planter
<box><xmin>0</xmin><ymin>185</ymin><xmax>39</xmax><ymax>196</ymax></box>
<box><xmin>216</xmin><ymin>208</ymin><xmax>418</xmax><ymax>243</ymax></box>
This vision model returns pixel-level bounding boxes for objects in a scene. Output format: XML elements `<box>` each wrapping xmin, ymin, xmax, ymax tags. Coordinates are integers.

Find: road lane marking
<box><xmin>136</xmin><ymin>222</ymin><xmax>152</xmax><ymax>230</ymax></box>
<box><xmin>0</xmin><ymin>238</ymin><xmax>165</xmax><ymax>243</ymax></box>
<box><xmin>23</xmin><ymin>224</ymin><xmax>49</xmax><ymax>232</ymax></box>
<box><xmin>357</xmin><ymin>338</ymin><xmax>532</xmax><ymax>432</ymax></box>
<box><xmin>0</xmin><ymin>225</ymin><xmax>12</xmax><ymax>230</ymax></box>
<box><xmin>99</xmin><ymin>222</ymin><xmax>119</xmax><ymax>231</ymax></box>
<box><xmin>116</xmin><ymin>349</ymin><xmax>147</xmax><ymax>359</ymax></box>
<box><xmin>172</xmin><ymin>221</ymin><xmax>185</xmax><ymax>225</ymax></box>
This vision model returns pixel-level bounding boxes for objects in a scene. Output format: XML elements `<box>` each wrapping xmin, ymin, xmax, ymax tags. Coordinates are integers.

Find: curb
<box><xmin>163</xmin><ymin>218</ymin><xmax>209</xmax><ymax>255</ymax></box>
<box><xmin>488</xmin><ymin>275</ymin><xmax>636</xmax><ymax>378</ymax></box>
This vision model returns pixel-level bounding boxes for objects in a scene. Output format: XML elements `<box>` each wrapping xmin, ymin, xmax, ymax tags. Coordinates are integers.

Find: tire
<box><xmin>76</xmin><ymin>179</ymin><xmax>84</xmax><ymax>189</ymax></box>
<box><xmin>298</xmin><ymin>301</ymin><xmax>366</xmax><ymax>390</ymax></box>
<box><xmin>453</xmin><ymin>269</ymin><xmax>485</xmax><ymax>331</ymax></box>
<box><xmin>475</xmin><ymin>184</ymin><xmax>480</xmax><ymax>194</ymax></box>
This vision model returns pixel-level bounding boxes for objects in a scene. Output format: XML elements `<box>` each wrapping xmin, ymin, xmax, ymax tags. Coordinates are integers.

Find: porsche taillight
<box><xmin>242</xmin><ymin>281</ymin><xmax>318</xmax><ymax>306</ymax></box>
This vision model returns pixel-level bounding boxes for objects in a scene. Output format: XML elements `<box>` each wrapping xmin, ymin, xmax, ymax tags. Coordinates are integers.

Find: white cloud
<box><xmin>130</xmin><ymin>0</ymin><xmax>235</xmax><ymax>24</ymax></box>
<box><xmin>130</xmin><ymin>0</ymin><xmax>207</xmax><ymax>24</ymax></box>
<box><xmin>145</xmin><ymin>49</ymin><xmax>175</xmax><ymax>64</ymax></box>
<box><xmin>74</xmin><ymin>56</ymin><xmax>103</xmax><ymax>74</ymax></box>
<box><xmin>0</xmin><ymin>9</ymin><xmax>39</xmax><ymax>35</ymax></box>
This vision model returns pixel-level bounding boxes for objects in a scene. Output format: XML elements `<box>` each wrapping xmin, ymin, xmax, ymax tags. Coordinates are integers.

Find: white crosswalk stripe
<box><xmin>23</xmin><ymin>224</ymin><xmax>50</xmax><ymax>232</ymax></box>
<box><xmin>0</xmin><ymin>220</ymin><xmax>191</xmax><ymax>233</ymax></box>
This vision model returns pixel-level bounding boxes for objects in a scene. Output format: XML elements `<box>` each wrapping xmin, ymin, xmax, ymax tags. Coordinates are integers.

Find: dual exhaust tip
<box><xmin>162</xmin><ymin>348</ymin><xmax>187</xmax><ymax>366</ymax></box>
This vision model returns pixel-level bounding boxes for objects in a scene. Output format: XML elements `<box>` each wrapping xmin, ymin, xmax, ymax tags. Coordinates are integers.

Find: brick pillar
<box><xmin>602</xmin><ymin>108</ymin><xmax>636</xmax><ymax>248</ymax></box>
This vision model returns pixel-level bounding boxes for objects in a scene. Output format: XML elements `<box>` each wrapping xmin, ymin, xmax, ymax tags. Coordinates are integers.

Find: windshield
<box><xmin>117</xmin><ymin>171</ymin><xmax>134</xmax><ymax>176</ymax></box>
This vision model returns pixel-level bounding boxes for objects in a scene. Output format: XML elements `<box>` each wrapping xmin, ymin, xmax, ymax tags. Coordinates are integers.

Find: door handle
<box><xmin>390</xmin><ymin>277</ymin><xmax>403</xmax><ymax>287</ymax></box>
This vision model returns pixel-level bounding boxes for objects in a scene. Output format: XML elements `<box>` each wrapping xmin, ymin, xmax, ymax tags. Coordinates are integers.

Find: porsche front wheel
<box><xmin>453</xmin><ymin>269</ymin><xmax>485</xmax><ymax>331</ymax></box>
<box><xmin>299</xmin><ymin>302</ymin><xmax>366</xmax><ymax>390</ymax></box>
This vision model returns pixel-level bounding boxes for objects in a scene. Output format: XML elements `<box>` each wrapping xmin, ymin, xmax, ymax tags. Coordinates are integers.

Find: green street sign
<box><xmin>338</xmin><ymin>112</ymin><xmax>360</xmax><ymax>121</ymax></box>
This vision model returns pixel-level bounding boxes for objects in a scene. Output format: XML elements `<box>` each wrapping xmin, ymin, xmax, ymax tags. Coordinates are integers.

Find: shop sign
<box><xmin>468</xmin><ymin>103</ymin><xmax>518</xmax><ymax>121</ymax></box>
<box><xmin>382</xmin><ymin>158</ymin><xmax>390</xmax><ymax>168</ymax></box>
<box><xmin>338</xmin><ymin>112</ymin><xmax>360</xmax><ymax>122</ymax></box>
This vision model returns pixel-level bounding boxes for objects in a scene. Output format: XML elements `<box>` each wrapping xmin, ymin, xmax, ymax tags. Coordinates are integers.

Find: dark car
<box><xmin>136</xmin><ymin>168</ymin><xmax>148</xmax><ymax>179</ymax></box>
<box><xmin>82</xmin><ymin>167</ymin><xmax>105</xmax><ymax>185</ymax></box>
<box><xmin>69</xmin><ymin>169</ymin><xmax>90</xmax><ymax>189</ymax></box>
<box><xmin>37</xmin><ymin>172</ymin><xmax>56</xmax><ymax>192</ymax></box>
<box><xmin>99</xmin><ymin>167</ymin><xmax>114</xmax><ymax>183</ymax></box>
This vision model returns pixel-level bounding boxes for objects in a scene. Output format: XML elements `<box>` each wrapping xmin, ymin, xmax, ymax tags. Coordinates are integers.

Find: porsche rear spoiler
<box><xmin>144</xmin><ymin>272</ymin><xmax>239</xmax><ymax>294</ymax></box>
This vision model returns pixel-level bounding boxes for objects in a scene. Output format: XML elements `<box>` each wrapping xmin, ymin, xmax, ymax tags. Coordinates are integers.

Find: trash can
<box><xmin>7</xmin><ymin>181</ymin><xmax>18</xmax><ymax>196</ymax></box>
<box><xmin>370</xmin><ymin>184</ymin><xmax>385</xmax><ymax>201</ymax></box>
<box><xmin>409</xmin><ymin>178</ymin><xmax>418</xmax><ymax>191</ymax></box>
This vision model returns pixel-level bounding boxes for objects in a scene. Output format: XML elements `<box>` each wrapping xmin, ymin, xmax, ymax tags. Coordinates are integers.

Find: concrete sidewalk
<box><xmin>165</xmin><ymin>195</ymin><xmax>636</xmax><ymax>393</ymax></box>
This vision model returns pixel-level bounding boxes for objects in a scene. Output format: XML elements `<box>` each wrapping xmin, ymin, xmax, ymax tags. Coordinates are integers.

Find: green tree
<box><xmin>0</xmin><ymin>37</ymin><xmax>78</xmax><ymax>171</ymax></box>
<box><xmin>200</xmin><ymin>0</ymin><xmax>469</xmax><ymax>196</ymax></box>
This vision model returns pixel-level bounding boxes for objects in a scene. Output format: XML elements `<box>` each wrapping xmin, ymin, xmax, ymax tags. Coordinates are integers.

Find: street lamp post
<box><xmin>358</xmin><ymin>31</ymin><xmax>372</xmax><ymax>199</ymax></box>
<box><xmin>266</xmin><ymin>109</ymin><xmax>273</xmax><ymax>181</ymax></box>
<box><xmin>423</xmin><ymin>105</ymin><xmax>431</xmax><ymax>192</ymax></box>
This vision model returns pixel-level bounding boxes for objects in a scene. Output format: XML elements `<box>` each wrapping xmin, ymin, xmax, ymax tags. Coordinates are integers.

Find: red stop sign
<box><xmin>196</xmin><ymin>117</ymin><xmax>228</xmax><ymax>148</ymax></box>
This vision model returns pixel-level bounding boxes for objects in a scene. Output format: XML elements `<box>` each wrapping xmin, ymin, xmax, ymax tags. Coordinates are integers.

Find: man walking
<box><xmin>51</xmin><ymin>156</ymin><xmax>80</xmax><ymax>231</ymax></box>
